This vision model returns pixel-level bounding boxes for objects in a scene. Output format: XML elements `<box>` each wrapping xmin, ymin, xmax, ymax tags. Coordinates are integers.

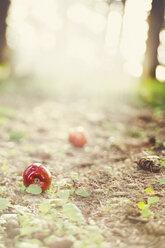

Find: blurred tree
<box><xmin>116</xmin><ymin>0</ymin><xmax>126</xmax><ymax>70</ymax></box>
<box><xmin>143</xmin><ymin>0</ymin><xmax>165</xmax><ymax>79</ymax></box>
<box><xmin>118</xmin><ymin>0</ymin><xmax>126</xmax><ymax>49</ymax></box>
<box><xmin>121</xmin><ymin>0</ymin><xmax>126</xmax><ymax>5</ymax></box>
<box><xmin>0</xmin><ymin>0</ymin><xmax>11</xmax><ymax>63</ymax></box>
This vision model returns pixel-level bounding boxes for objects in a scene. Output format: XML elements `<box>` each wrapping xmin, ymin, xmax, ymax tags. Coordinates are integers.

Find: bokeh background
<box><xmin>0</xmin><ymin>0</ymin><xmax>165</xmax><ymax>98</ymax></box>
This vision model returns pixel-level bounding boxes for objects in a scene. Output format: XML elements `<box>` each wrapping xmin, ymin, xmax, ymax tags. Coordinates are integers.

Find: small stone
<box><xmin>5</xmin><ymin>219</ymin><xmax>19</xmax><ymax>229</ymax></box>
<box><xmin>146</xmin><ymin>222</ymin><xmax>165</xmax><ymax>236</ymax></box>
<box><xmin>48</xmin><ymin>239</ymin><xmax>73</xmax><ymax>248</ymax></box>
<box><xmin>5</xmin><ymin>219</ymin><xmax>20</xmax><ymax>238</ymax></box>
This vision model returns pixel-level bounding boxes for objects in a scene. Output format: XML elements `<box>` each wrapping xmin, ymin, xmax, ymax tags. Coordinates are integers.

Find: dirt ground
<box><xmin>0</xmin><ymin>83</ymin><xmax>165</xmax><ymax>248</ymax></box>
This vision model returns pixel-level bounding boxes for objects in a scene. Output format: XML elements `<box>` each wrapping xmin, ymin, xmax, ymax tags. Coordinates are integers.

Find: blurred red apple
<box><xmin>69</xmin><ymin>128</ymin><xmax>87</xmax><ymax>147</ymax></box>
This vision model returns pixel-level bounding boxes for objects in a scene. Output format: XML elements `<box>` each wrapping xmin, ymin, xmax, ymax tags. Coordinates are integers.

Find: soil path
<box><xmin>0</xmin><ymin>88</ymin><xmax>164</xmax><ymax>248</ymax></box>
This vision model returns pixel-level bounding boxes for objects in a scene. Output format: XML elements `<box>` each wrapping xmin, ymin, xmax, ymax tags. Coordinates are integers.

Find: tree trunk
<box><xmin>121</xmin><ymin>0</ymin><xmax>126</xmax><ymax>6</ymax></box>
<box><xmin>142</xmin><ymin>0</ymin><xmax>165</xmax><ymax>79</ymax></box>
<box><xmin>0</xmin><ymin>0</ymin><xmax>10</xmax><ymax>63</ymax></box>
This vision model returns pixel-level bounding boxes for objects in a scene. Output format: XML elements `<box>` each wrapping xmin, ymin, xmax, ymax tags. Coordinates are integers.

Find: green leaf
<box><xmin>0</xmin><ymin>106</ymin><xmax>16</xmax><ymax>118</ymax></box>
<box><xmin>18</xmin><ymin>214</ymin><xmax>33</xmax><ymax>226</ymax></box>
<box><xmin>103</xmin><ymin>200</ymin><xmax>111</xmax><ymax>212</ymax></box>
<box><xmin>57</xmin><ymin>190</ymin><xmax>70</xmax><ymax>201</ymax></box>
<box><xmin>0</xmin><ymin>198</ymin><xmax>10</xmax><ymax>210</ymax></box>
<box><xmin>137</xmin><ymin>201</ymin><xmax>145</xmax><ymax>210</ymax></box>
<box><xmin>26</xmin><ymin>184</ymin><xmax>42</xmax><ymax>195</ymax></box>
<box><xmin>46</xmin><ymin>184</ymin><xmax>53</xmax><ymax>196</ymax></box>
<box><xmin>69</xmin><ymin>185</ymin><xmax>75</xmax><ymax>194</ymax></box>
<box><xmin>39</xmin><ymin>203</ymin><xmax>51</xmax><ymax>214</ymax></box>
<box><xmin>75</xmin><ymin>188</ymin><xmax>90</xmax><ymax>197</ymax></box>
<box><xmin>19</xmin><ymin>182</ymin><xmax>26</xmax><ymax>192</ymax></box>
<box><xmin>0</xmin><ymin>116</ymin><xmax>7</xmax><ymax>126</ymax></box>
<box><xmin>63</xmin><ymin>203</ymin><xmax>85</xmax><ymax>223</ymax></box>
<box><xmin>70</xmin><ymin>172</ymin><xmax>79</xmax><ymax>181</ymax></box>
<box><xmin>145</xmin><ymin>187</ymin><xmax>153</xmax><ymax>195</ymax></box>
<box><xmin>159</xmin><ymin>178</ymin><xmax>165</xmax><ymax>185</ymax></box>
<box><xmin>152</xmin><ymin>213</ymin><xmax>160</xmax><ymax>219</ymax></box>
<box><xmin>120</xmin><ymin>197</ymin><xmax>131</xmax><ymax>203</ymax></box>
<box><xmin>49</xmin><ymin>198</ymin><xmax>63</xmax><ymax>206</ymax></box>
<box><xmin>126</xmin><ymin>128</ymin><xmax>143</xmax><ymax>138</ymax></box>
<box><xmin>2</xmin><ymin>160</ymin><xmax>8</xmax><ymax>172</ymax></box>
<box><xmin>0</xmin><ymin>186</ymin><xmax>6</xmax><ymax>195</ymax></box>
<box><xmin>147</xmin><ymin>196</ymin><xmax>159</xmax><ymax>205</ymax></box>
<box><xmin>20</xmin><ymin>226</ymin><xmax>36</xmax><ymax>236</ymax></box>
<box><xmin>141</xmin><ymin>207</ymin><xmax>151</xmax><ymax>218</ymax></box>
<box><xmin>160</xmin><ymin>161</ymin><xmax>165</xmax><ymax>167</ymax></box>
<box><xmin>103</xmin><ymin>166</ymin><xmax>112</xmax><ymax>174</ymax></box>
<box><xmin>9</xmin><ymin>130</ymin><xmax>26</xmax><ymax>141</ymax></box>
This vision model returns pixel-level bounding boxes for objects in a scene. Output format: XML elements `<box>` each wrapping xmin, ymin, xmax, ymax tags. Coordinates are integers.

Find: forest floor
<box><xmin>0</xmin><ymin>80</ymin><xmax>165</xmax><ymax>248</ymax></box>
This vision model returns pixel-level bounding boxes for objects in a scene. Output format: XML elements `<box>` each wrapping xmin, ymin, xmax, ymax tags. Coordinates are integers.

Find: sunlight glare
<box><xmin>121</xmin><ymin>0</ymin><xmax>152</xmax><ymax>77</ymax></box>
<box><xmin>67</xmin><ymin>4</ymin><xmax>88</xmax><ymax>24</ymax></box>
<box><xmin>67</xmin><ymin>3</ymin><xmax>106</xmax><ymax>34</ymax></box>
<box><xmin>124</xmin><ymin>62</ymin><xmax>143</xmax><ymax>78</ymax></box>
<box><xmin>156</xmin><ymin>66</ymin><xmax>165</xmax><ymax>82</ymax></box>
<box><xmin>94</xmin><ymin>1</ymin><xmax>109</xmax><ymax>15</ymax></box>
<box><xmin>30</xmin><ymin>0</ymin><xmax>63</xmax><ymax>31</ymax></box>
<box><xmin>7</xmin><ymin>0</ymin><xmax>161</xmax><ymax>82</ymax></box>
<box><xmin>105</xmin><ymin>11</ymin><xmax>122</xmax><ymax>55</ymax></box>
<box><xmin>67</xmin><ymin>36</ymin><xmax>96</xmax><ymax>64</ymax></box>
<box><xmin>160</xmin><ymin>30</ymin><xmax>165</xmax><ymax>43</ymax></box>
<box><xmin>158</xmin><ymin>30</ymin><xmax>165</xmax><ymax>65</ymax></box>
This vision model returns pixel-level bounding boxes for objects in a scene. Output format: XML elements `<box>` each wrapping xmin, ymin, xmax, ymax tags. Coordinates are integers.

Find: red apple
<box><xmin>23</xmin><ymin>163</ymin><xmax>52</xmax><ymax>192</ymax></box>
<box><xmin>69</xmin><ymin>128</ymin><xmax>87</xmax><ymax>147</ymax></box>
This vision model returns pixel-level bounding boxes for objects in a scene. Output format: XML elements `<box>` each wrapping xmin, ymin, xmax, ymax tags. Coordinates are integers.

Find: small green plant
<box><xmin>126</xmin><ymin>128</ymin><xmax>143</xmax><ymax>138</ymax></box>
<box><xmin>147</xmin><ymin>196</ymin><xmax>159</xmax><ymax>205</ymax></box>
<box><xmin>0</xmin><ymin>116</ymin><xmax>7</xmax><ymax>125</ymax></box>
<box><xmin>145</xmin><ymin>187</ymin><xmax>153</xmax><ymax>195</ymax></box>
<box><xmin>70</xmin><ymin>172</ymin><xmax>79</xmax><ymax>181</ymax></box>
<box><xmin>57</xmin><ymin>189</ymin><xmax>71</xmax><ymax>201</ymax></box>
<box><xmin>137</xmin><ymin>188</ymin><xmax>160</xmax><ymax>218</ymax></box>
<box><xmin>103</xmin><ymin>166</ymin><xmax>112</xmax><ymax>175</ymax></box>
<box><xmin>0</xmin><ymin>198</ymin><xmax>10</xmax><ymax>211</ymax></box>
<box><xmin>160</xmin><ymin>160</ymin><xmax>165</xmax><ymax>167</ymax></box>
<box><xmin>75</xmin><ymin>188</ymin><xmax>90</xmax><ymax>197</ymax></box>
<box><xmin>139</xmin><ymin>78</ymin><xmax>165</xmax><ymax>106</ymax></box>
<box><xmin>102</xmin><ymin>200</ymin><xmax>111</xmax><ymax>213</ymax></box>
<box><xmin>62</xmin><ymin>203</ymin><xmax>85</xmax><ymax>223</ymax></box>
<box><xmin>26</xmin><ymin>184</ymin><xmax>42</xmax><ymax>195</ymax></box>
<box><xmin>159</xmin><ymin>178</ymin><xmax>165</xmax><ymax>185</ymax></box>
<box><xmin>20</xmin><ymin>226</ymin><xmax>36</xmax><ymax>236</ymax></box>
<box><xmin>39</xmin><ymin>203</ymin><xmax>51</xmax><ymax>214</ymax></box>
<box><xmin>46</xmin><ymin>184</ymin><xmax>54</xmax><ymax>197</ymax></box>
<box><xmin>0</xmin><ymin>186</ymin><xmax>6</xmax><ymax>195</ymax></box>
<box><xmin>18</xmin><ymin>214</ymin><xmax>40</xmax><ymax>237</ymax></box>
<box><xmin>2</xmin><ymin>160</ymin><xmax>8</xmax><ymax>172</ymax></box>
<box><xmin>0</xmin><ymin>105</ymin><xmax>16</xmax><ymax>118</ymax></box>
<box><xmin>9</xmin><ymin>130</ymin><xmax>27</xmax><ymax>141</ymax></box>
